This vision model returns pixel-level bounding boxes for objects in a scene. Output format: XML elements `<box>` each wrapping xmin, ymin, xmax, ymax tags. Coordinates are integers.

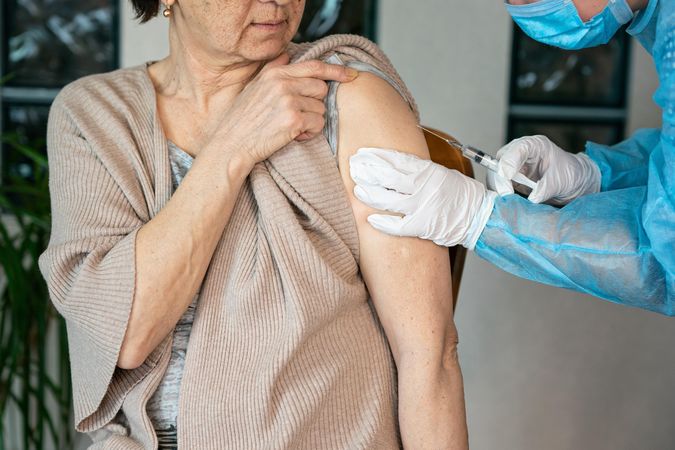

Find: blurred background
<box><xmin>1</xmin><ymin>0</ymin><xmax>673</xmax><ymax>449</ymax></box>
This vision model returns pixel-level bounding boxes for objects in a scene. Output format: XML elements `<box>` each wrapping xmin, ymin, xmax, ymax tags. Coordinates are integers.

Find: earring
<box><xmin>163</xmin><ymin>3</ymin><xmax>172</xmax><ymax>17</ymax></box>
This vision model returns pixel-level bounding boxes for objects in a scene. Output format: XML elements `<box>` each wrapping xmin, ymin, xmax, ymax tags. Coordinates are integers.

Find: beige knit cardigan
<box><xmin>38</xmin><ymin>35</ymin><xmax>419</xmax><ymax>449</ymax></box>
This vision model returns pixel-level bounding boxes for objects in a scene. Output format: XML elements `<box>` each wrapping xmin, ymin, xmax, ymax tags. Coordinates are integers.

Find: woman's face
<box><xmin>173</xmin><ymin>0</ymin><xmax>306</xmax><ymax>63</ymax></box>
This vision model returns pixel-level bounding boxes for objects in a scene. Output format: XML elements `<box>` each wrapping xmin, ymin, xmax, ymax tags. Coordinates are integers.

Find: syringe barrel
<box><xmin>461</xmin><ymin>144</ymin><xmax>538</xmax><ymax>190</ymax></box>
<box><xmin>462</xmin><ymin>146</ymin><xmax>498</xmax><ymax>171</ymax></box>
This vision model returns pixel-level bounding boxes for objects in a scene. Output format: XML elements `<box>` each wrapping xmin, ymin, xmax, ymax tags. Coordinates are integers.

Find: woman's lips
<box><xmin>250</xmin><ymin>20</ymin><xmax>287</xmax><ymax>32</ymax></box>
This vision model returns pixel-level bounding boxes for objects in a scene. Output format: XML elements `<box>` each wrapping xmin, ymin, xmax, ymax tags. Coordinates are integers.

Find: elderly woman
<box><xmin>38</xmin><ymin>0</ymin><xmax>469</xmax><ymax>448</ymax></box>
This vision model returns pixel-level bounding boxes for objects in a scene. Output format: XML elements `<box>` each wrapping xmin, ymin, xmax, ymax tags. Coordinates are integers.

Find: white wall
<box><xmin>120</xmin><ymin>2</ymin><xmax>169</xmax><ymax>67</ymax></box>
<box><xmin>379</xmin><ymin>1</ymin><xmax>673</xmax><ymax>450</ymax></box>
<box><xmin>116</xmin><ymin>1</ymin><xmax>674</xmax><ymax>449</ymax></box>
<box><xmin>627</xmin><ymin>40</ymin><xmax>662</xmax><ymax>132</ymax></box>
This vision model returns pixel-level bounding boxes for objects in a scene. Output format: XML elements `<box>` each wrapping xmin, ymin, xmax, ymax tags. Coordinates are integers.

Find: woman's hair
<box><xmin>130</xmin><ymin>0</ymin><xmax>161</xmax><ymax>23</ymax></box>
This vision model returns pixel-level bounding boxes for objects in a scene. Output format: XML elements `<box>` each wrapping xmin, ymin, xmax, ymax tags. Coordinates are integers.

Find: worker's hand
<box><xmin>349</xmin><ymin>147</ymin><xmax>497</xmax><ymax>250</ymax></box>
<box><xmin>487</xmin><ymin>135</ymin><xmax>602</xmax><ymax>206</ymax></box>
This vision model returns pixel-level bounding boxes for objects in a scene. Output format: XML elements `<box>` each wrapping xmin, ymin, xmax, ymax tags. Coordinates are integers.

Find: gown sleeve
<box><xmin>585</xmin><ymin>128</ymin><xmax>660</xmax><ymax>191</ymax></box>
<box><xmin>474</xmin><ymin>184</ymin><xmax>673</xmax><ymax>315</ymax></box>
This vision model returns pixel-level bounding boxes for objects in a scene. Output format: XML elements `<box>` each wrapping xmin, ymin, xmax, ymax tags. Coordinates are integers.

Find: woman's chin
<box><xmin>240</xmin><ymin>39</ymin><xmax>292</xmax><ymax>62</ymax></box>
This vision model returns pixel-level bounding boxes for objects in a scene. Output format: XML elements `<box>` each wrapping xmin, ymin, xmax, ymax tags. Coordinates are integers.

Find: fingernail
<box><xmin>346</xmin><ymin>68</ymin><xmax>359</xmax><ymax>80</ymax></box>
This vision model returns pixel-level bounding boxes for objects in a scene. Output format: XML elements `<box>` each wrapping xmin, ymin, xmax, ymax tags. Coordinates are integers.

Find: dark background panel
<box><xmin>295</xmin><ymin>0</ymin><xmax>377</xmax><ymax>42</ymax></box>
<box><xmin>510</xmin><ymin>26</ymin><xmax>630</xmax><ymax>108</ymax></box>
<box><xmin>508</xmin><ymin>117</ymin><xmax>625</xmax><ymax>153</ymax></box>
<box><xmin>2</xmin><ymin>0</ymin><xmax>119</xmax><ymax>88</ymax></box>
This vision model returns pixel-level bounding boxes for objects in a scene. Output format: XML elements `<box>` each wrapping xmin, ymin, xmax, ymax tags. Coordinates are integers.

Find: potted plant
<box><xmin>0</xmin><ymin>131</ymin><xmax>73</xmax><ymax>450</ymax></box>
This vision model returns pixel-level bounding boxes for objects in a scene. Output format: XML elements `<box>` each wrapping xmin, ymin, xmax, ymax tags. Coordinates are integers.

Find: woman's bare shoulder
<box><xmin>335</xmin><ymin>71</ymin><xmax>428</xmax><ymax>166</ymax></box>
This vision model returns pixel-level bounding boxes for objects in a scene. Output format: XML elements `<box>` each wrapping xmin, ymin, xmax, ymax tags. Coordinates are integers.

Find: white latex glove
<box><xmin>349</xmin><ymin>147</ymin><xmax>497</xmax><ymax>250</ymax></box>
<box><xmin>487</xmin><ymin>135</ymin><xmax>602</xmax><ymax>206</ymax></box>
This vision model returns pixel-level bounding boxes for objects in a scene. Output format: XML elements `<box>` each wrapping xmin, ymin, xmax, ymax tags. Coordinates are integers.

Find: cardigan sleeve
<box><xmin>38</xmin><ymin>90</ymin><xmax>166</xmax><ymax>432</ymax></box>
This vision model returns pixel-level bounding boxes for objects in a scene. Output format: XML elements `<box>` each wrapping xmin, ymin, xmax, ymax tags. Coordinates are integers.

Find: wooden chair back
<box><xmin>422</xmin><ymin>126</ymin><xmax>474</xmax><ymax>308</ymax></box>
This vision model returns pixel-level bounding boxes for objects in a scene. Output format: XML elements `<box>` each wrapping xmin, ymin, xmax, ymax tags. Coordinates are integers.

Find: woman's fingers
<box><xmin>289</xmin><ymin>77</ymin><xmax>330</xmax><ymax>100</ymax></box>
<box><xmin>219</xmin><ymin>56</ymin><xmax>354</xmax><ymax>161</ymax></box>
<box><xmin>282</xmin><ymin>59</ymin><xmax>359</xmax><ymax>83</ymax></box>
<box><xmin>294</xmin><ymin>112</ymin><xmax>325</xmax><ymax>142</ymax></box>
<box><xmin>295</xmin><ymin>96</ymin><xmax>326</xmax><ymax>115</ymax></box>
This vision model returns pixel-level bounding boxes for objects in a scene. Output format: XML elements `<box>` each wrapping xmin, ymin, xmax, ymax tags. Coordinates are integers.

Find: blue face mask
<box><xmin>506</xmin><ymin>0</ymin><xmax>635</xmax><ymax>50</ymax></box>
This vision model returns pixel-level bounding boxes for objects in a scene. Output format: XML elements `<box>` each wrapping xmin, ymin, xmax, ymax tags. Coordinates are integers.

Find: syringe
<box><xmin>459</xmin><ymin>144</ymin><xmax>538</xmax><ymax>190</ymax></box>
<box><xmin>420</xmin><ymin>126</ymin><xmax>538</xmax><ymax>191</ymax></box>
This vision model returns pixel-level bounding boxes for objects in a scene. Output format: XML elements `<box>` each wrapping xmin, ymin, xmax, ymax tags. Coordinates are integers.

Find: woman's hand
<box><xmin>205</xmin><ymin>53</ymin><xmax>358</xmax><ymax>167</ymax></box>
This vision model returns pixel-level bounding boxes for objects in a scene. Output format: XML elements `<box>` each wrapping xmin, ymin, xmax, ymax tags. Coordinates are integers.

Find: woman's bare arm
<box><xmin>336</xmin><ymin>73</ymin><xmax>469</xmax><ymax>449</ymax></box>
<box><xmin>118</xmin><ymin>146</ymin><xmax>252</xmax><ymax>369</ymax></box>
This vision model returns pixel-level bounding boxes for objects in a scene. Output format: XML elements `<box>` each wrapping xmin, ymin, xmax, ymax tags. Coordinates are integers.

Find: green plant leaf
<box><xmin>0</xmin><ymin>73</ymin><xmax>15</xmax><ymax>85</ymax></box>
<box><xmin>0</xmin><ymin>135</ymin><xmax>48</xmax><ymax>167</ymax></box>
<box><xmin>0</xmin><ymin>127</ymin><xmax>72</xmax><ymax>448</ymax></box>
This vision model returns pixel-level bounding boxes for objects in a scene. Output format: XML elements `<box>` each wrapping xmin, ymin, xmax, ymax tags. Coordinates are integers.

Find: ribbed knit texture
<box><xmin>38</xmin><ymin>34</ymin><xmax>419</xmax><ymax>449</ymax></box>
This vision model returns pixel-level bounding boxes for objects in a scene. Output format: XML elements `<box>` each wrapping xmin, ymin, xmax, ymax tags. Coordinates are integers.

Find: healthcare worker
<box><xmin>349</xmin><ymin>0</ymin><xmax>674</xmax><ymax>315</ymax></box>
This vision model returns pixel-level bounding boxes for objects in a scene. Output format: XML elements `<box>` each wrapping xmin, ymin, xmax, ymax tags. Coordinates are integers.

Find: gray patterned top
<box><xmin>145</xmin><ymin>141</ymin><xmax>199</xmax><ymax>450</ymax></box>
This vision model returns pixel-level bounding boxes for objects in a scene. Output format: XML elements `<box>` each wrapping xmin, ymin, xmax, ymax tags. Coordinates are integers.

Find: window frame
<box><xmin>0</xmin><ymin>0</ymin><xmax>120</xmax><ymax>186</ymax></box>
<box><xmin>506</xmin><ymin>24</ymin><xmax>632</xmax><ymax>146</ymax></box>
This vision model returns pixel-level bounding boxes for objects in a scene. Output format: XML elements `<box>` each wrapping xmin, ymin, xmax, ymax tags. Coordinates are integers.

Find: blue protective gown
<box><xmin>475</xmin><ymin>0</ymin><xmax>674</xmax><ymax>315</ymax></box>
